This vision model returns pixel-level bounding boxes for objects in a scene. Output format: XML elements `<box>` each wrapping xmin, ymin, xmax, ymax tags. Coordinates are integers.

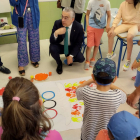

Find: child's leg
<box><xmin>85</xmin><ymin>26</ymin><xmax>94</xmax><ymax>70</ymax></box>
<box><xmin>107</xmin><ymin>24</ymin><xmax>130</xmax><ymax>59</ymax></box>
<box><xmin>89</xmin><ymin>28</ymin><xmax>104</xmax><ymax>67</ymax></box>
<box><xmin>123</xmin><ymin>25</ymin><xmax>138</xmax><ymax>71</ymax></box>
<box><xmin>127</xmin><ymin>25</ymin><xmax>138</xmax><ymax>60</ymax></box>
<box><xmin>108</xmin><ymin>32</ymin><xmax>116</xmax><ymax>54</ymax></box>
<box><xmin>127</xmin><ymin>71</ymin><xmax>140</xmax><ymax>108</ymax></box>
<box><xmin>86</xmin><ymin>47</ymin><xmax>92</xmax><ymax>62</ymax></box>
<box><xmin>91</xmin><ymin>46</ymin><xmax>99</xmax><ymax>60</ymax></box>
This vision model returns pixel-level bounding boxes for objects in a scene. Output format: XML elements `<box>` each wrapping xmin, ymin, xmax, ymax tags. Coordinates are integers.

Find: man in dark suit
<box><xmin>50</xmin><ymin>7</ymin><xmax>85</xmax><ymax>74</ymax></box>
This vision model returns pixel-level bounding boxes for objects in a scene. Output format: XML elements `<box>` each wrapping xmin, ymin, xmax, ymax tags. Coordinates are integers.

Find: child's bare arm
<box><xmin>86</xmin><ymin>10</ymin><xmax>90</xmax><ymax>27</ymax></box>
<box><xmin>110</xmin><ymin>84</ymin><xmax>127</xmax><ymax>95</ymax></box>
<box><xmin>77</xmin><ymin>79</ymin><xmax>94</xmax><ymax>89</ymax></box>
<box><xmin>131</xmin><ymin>59</ymin><xmax>140</xmax><ymax>70</ymax></box>
<box><xmin>106</xmin><ymin>10</ymin><xmax>111</xmax><ymax>33</ymax></box>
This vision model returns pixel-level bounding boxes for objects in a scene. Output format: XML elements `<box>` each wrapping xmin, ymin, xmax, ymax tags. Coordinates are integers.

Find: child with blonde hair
<box><xmin>0</xmin><ymin>77</ymin><xmax>62</xmax><ymax>140</ymax></box>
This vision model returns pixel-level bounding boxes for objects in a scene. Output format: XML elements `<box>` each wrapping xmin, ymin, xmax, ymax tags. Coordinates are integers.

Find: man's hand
<box><xmin>106</xmin><ymin>25</ymin><xmax>111</xmax><ymax>33</ymax></box>
<box><xmin>15</xmin><ymin>0</ymin><xmax>18</xmax><ymax>1</ymax></box>
<box><xmin>54</xmin><ymin>27</ymin><xmax>66</xmax><ymax>38</ymax></box>
<box><xmin>107</xmin><ymin>27</ymin><xmax>115</xmax><ymax>37</ymax></box>
<box><xmin>67</xmin><ymin>55</ymin><xmax>73</xmax><ymax>65</ymax></box>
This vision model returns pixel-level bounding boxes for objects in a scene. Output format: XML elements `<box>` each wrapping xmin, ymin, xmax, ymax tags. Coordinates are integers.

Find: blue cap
<box><xmin>107</xmin><ymin>111</ymin><xmax>140</xmax><ymax>140</ymax></box>
<box><xmin>93</xmin><ymin>58</ymin><xmax>116</xmax><ymax>80</ymax></box>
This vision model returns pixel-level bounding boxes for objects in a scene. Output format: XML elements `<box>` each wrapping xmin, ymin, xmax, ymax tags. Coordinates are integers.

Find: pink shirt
<box><xmin>0</xmin><ymin>127</ymin><xmax>62</xmax><ymax>140</ymax></box>
<box><xmin>113</xmin><ymin>1</ymin><xmax>140</xmax><ymax>27</ymax></box>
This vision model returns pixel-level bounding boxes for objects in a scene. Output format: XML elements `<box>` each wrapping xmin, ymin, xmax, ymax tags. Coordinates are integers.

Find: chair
<box><xmin>112</xmin><ymin>32</ymin><xmax>140</xmax><ymax>77</ymax></box>
<box><xmin>0</xmin><ymin>1</ymin><xmax>17</xmax><ymax>43</ymax></box>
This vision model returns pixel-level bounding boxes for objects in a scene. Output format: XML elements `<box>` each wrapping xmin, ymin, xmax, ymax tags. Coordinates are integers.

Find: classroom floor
<box><xmin>0</xmin><ymin>32</ymin><xmax>138</xmax><ymax>140</ymax></box>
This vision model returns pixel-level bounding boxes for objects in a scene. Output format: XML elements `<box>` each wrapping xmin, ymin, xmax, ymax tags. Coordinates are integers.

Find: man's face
<box><xmin>62</xmin><ymin>11</ymin><xmax>74</xmax><ymax>27</ymax></box>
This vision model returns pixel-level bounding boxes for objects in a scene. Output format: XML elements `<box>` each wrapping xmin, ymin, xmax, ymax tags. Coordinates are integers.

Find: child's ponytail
<box><xmin>1</xmin><ymin>77</ymin><xmax>51</xmax><ymax>140</ymax></box>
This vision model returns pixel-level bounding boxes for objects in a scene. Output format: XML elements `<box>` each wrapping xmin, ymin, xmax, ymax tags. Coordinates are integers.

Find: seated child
<box><xmin>0</xmin><ymin>77</ymin><xmax>62</xmax><ymax>140</ymax></box>
<box><xmin>127</xmin><ymin>51</ymin><xmax>140</xmax><ymax>108</ymax></box>
<box><xmin>107</xmin><ymin>0</ymin><xmax>140</xmax><ymax>71</ymax></box>
<box><xmin>96</xmin><ymin>111</ymin><xmax>140</xmax><ymax>140</ymax></box>
<box><xmin>76</xmin><ymin>58</ymin><xmax>127</xmax><ymax>140</ymax></box>
<box><xmin>84</xmin><ymin>0</ymin><xmax>111</xmax><ymax>70</ymax></box>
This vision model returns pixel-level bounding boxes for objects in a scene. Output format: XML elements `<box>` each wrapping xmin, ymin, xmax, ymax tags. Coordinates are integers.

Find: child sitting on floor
<box><xmin>107</xmin><ymin>0</ymin><xmax>140</xmax><ymax>71</ymax></box>
<box><xmin>84</xmin><ymin>0</ymin><xmax>111</xmax><ymax>70</ymax></box>
<box><xmin>96</xmin><ymin>111</ymin><xmax>140</xmax><ymax>140</ymax></box>
<box><xmin>0</xmin><ymin>77</ymin><xmax>62</xmax><ymax>140</ymax></box>
<box><xmin>76</xmin><ymin>58</ymin><xmax>127</xmax><ymax>140</ymax></box>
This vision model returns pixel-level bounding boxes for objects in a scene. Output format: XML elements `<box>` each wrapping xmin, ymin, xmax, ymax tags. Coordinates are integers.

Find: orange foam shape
<box><xmin>72</xmin><ymin>86</ymin><xmax>76</xmax><ymax>89</ymax></box>
<box><xmin>35</xmin><ymin>73</ymin><xmax>48</xmax><ymax>81</ymax></box>
<box><xmin>79</xmin><ymin>80</ymin><xmax>86</xmax><ymax>84</ymax></box>
<box><xmin>71</xmin><ymin>110</ymin><xmax>80</xmax><ymax>116</ymax></box>
<box><xmin>66</xmin><ymin>93</ymin><xmax>71</xmax><ymax>97</ymax></box>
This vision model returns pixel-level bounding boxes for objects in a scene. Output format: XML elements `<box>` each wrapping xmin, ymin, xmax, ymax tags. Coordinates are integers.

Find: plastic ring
<box><xmin>42</xmin><ymin>91</ymin><xmax>55</xmax><ymax>100</ymax></box>
<box><xmin>43</xmin><ymin>100</ymin><xmax>56</xmax><ymax>109</ymax></box>
<box><xmin>43</xmin><ymin>109</ymin><xmax>58</xmax><ymax>119</ymax></box>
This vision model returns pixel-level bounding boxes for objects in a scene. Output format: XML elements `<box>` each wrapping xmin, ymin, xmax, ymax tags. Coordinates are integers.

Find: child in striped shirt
<box><xmin>76</xmin><ymin>58</ymin><xmax>126</xmax><ymax>140</ymax></box>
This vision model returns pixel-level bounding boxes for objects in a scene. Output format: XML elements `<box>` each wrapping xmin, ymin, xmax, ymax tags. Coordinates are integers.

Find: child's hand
<box><xmin>107</xmin><ymin>27</ymin><xmax>114</xmax><ymax>37</ymax></box>
<box><xmin>127</xmin><ymin>92</ymin><xmax>140</xmax><ymax>108</ymax></box>
<box><xmin>106</xmin><ymin>25</ymin><xmax>110</xmax><ymax>33</ymax></box>
<box><xmin>131</xmin><ymin>60</ymin><xmax>139</xmax><ymax>70</ymax></box>
<box><xmin>137</xmin><ymin>40</ymin><xmax>140</xmax><ymax>46</ymax></box>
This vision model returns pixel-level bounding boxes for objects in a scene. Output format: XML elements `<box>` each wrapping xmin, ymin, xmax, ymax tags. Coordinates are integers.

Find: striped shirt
<box><xmin>76</xmin><ymin>86</ymin><xmax>126</xmax><ymax>140</ymax></box>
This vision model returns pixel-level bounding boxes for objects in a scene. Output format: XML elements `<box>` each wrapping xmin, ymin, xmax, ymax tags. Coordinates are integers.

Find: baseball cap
<box><xmin>107</xmin><ymin>111</ymin><xmax>140</xmax><ymax>140</ymax></box>
<box><xmin>96</xmin><ymin>129</ymin><xmax>110</xmax><ymax>140</ymax></box>
<box><xmin>93</xmin><ymin>58</ymin><xmax>116</xmax><ymax>80</ymax></box>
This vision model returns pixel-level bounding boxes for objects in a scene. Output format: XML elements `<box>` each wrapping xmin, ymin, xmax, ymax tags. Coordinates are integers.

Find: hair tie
<box><xmin>12</xmin><ymin>97</ymin><xmax>20</xmax><ymax>102</ymax></box>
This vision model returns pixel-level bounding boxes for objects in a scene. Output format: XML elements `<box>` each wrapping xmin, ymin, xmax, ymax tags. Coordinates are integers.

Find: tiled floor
<box><xmin>0</xmin><ymin>32</ymin><xmax>138</xmax><ymax>140</ymax></box>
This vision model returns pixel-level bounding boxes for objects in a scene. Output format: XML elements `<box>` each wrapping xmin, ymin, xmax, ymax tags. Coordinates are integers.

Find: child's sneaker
<box><xmin>90</xmin><ymin>58</ymin><xmax>95</xmax><ymax>67</ymax></box>
<box><xmin>106</xmin><ymin>52</ymin><xmax>116</xmax><ymax>59</ymax></box>
<box><xmin>84</xmin><ymin>61</ymin><xmax>90</xmax><ymax>70</ymax></box>
<box><xmin>123</xmin><ymin>60</ymin><xmax>131</xmax><ymax>71</ymax></box>
<box><xmin>131</xmin><ymin>76</ymin><xmax>136</xmax><ymax>81</ymax></box>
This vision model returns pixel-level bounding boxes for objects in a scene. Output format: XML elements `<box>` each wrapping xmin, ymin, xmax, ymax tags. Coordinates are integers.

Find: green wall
<box><xmin>0</xmin><ymin>0</ymin><xmax>123</xmax><ymax>45</ymax></box>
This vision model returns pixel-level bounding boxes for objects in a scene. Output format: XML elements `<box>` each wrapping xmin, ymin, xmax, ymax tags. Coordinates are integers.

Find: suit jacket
<box><xmin>50</xmin><ymin>20</ymin><xmax>84</xmax><ymax>57</ymax></box>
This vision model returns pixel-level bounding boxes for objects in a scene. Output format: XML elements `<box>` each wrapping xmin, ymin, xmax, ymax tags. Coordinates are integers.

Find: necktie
<box><xmin>64</xmin><ymin>27</ymin><xmax>69</xmax><ymax>56</ymax></box>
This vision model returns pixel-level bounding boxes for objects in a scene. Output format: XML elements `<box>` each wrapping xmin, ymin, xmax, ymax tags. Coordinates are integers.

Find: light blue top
<box><xmin>87</xmin><ymin>0</ymin><xmax>111</xmax><ymax>29</ymax></box>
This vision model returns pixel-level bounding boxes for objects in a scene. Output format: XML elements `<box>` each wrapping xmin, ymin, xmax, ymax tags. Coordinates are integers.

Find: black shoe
<box><xmin>0</xmin><ymin>66</ymin><xmax>11</xmax><ymax>74</ymax></box>
<box><xmin>56</xmin><ymin>62</ymin><xmax>63</xmax><ymax>74</ymax></box>
<box><xmin>68</xmin><ymin>63</ymin><xmax>73</xmax><ymax>66</ymax></box>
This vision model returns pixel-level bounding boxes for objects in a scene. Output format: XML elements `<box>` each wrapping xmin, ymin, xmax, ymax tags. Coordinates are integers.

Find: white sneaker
<box><xmin>84</xmin><ymin>61</ymin><xmax>90</xmax><ymax>70</ymax></box>
<box><xmin>123</xmin><ymin>60</ymin><xmax>131</xmax><ymax>71</ymax></box>
<box><xmin>90</xmin><ymin>59</ymin><xmax>95</xmax><ymax>68</ymax></box>
<box><xmin>107</xmin><ymin>52</ymin><xmax>116</xmax><ymax>59</ymax></box>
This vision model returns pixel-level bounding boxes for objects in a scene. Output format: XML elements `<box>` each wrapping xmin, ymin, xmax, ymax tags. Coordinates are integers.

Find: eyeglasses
<box><xmin>61</xmin><ymin>15</ymin><xmax>70</xmax><ymax>21</ymax></box>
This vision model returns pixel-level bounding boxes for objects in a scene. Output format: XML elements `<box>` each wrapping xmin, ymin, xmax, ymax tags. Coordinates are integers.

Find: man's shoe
<box><xmin>56</xmin><ymin>62</ymin><xmax>63</xmax><ymax>74</ymax></box>
<box><xmin>0</xmin><ymin>66</ymin><xmax>11</xmax><ymax>74</ymax></box>
<box><xmin>68</xmin><ymin>63</ymin><xmax>73</xmax><ymax>66</ymax></box>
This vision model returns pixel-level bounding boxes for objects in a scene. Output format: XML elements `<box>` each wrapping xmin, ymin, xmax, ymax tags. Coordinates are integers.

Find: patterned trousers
<box><xmin>17</xmin><ymin>10</ymin><xmax>40</xmax><ymax>67</ymax></box>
